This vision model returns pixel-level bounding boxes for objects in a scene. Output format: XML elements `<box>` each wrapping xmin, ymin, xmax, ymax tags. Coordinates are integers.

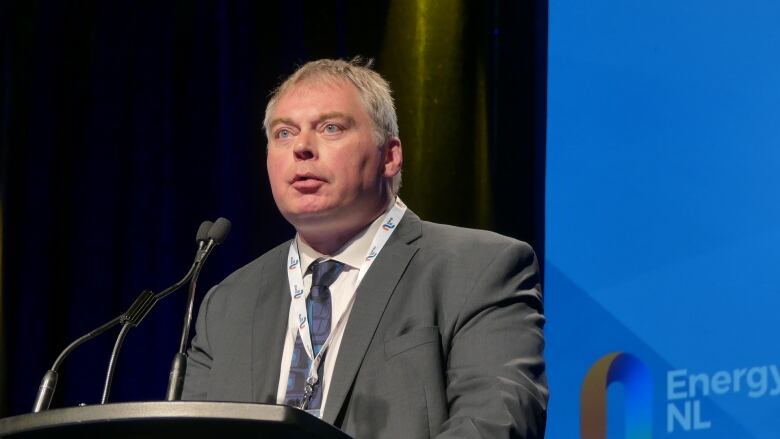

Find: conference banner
<box><xmin>545</xmin><ymin>1</ymin><xmax>780</xmax><ymax>438</ymax></box>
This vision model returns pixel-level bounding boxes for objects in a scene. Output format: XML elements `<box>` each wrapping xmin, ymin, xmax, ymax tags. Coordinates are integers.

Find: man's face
<box><xmin>266</xmin><ymin>79</ymin><xmax>401</xmax><ymax>237</ymax></box>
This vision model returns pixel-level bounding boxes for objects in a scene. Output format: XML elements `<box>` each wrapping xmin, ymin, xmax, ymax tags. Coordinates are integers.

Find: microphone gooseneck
<box><xmin>100</xmin><ymin>324</ymin><xmax>131</xmax><ymax>404</ymax></box>
<box><xmin>166</xmin><ymin>217</ymin><xmax>231</xmax><ymax>401</ymax></box>
<box><xmin>32</xmin><ymin>316</ymin><xmax>121</xmax><ymax>412</ymax></box>
<box><xmin>32</xmin><ymin>219</ymin><xmax>223</xmax><ymax>412</ymax></box>
<box><xmin>101</xmin><ymin>219</ymin><xmax>225</xmax><ymax>405</ymax></box>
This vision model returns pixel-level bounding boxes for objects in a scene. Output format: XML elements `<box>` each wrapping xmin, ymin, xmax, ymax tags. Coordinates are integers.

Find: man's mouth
<box><xmin>291</xmin><ymin>173</ymin><xmax>326</xmax><ymax>191</ymax></box>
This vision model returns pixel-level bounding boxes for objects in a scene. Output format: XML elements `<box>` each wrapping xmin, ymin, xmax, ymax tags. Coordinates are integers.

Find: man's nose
<box><xmin>293</xmin><ymin>131</ymin><xmax>317</xmax><ymax>161</ymax></box>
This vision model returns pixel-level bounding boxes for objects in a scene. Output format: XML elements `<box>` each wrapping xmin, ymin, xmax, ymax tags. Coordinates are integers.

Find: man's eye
<box><xmin>276</xmin><ymin>128</ymin><xmax>292</xmax><ymax>139</ymax></box>
<box><xmin>324</xmin><ymin>124</ymin><xmax>342</xmax><ymax>134</ymax></box>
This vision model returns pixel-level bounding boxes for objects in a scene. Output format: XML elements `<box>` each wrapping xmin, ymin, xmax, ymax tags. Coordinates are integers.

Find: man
<box><xmin>182</xmin><ymin>58</ymin><xmax>547</xmax><ymax>438</ymax></box>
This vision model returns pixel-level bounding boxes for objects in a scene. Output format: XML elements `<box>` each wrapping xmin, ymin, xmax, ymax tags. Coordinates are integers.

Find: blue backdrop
<box><xmin>546</xmin><ymin>1</ymin><xmax>780</xmax><ymax>438</ymax></box>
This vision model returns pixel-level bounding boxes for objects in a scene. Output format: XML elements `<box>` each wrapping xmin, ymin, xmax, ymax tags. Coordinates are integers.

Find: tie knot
<box><xmin>310</xmin><ymin>259</ymin><xmax>344</xmax><ymax>289</ymax></box>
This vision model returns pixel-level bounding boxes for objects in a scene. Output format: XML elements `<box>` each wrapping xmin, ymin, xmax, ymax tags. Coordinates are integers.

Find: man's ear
<box><xmin>382</xmin><ymin>138</ymin><xmax>403</xmax><ymax>178</ymax></box>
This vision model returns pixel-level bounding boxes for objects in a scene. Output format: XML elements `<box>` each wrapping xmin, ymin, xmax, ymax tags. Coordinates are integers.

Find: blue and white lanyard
<box><xmin>285</xmin><ymin>197</ymin><xmax>407</xmax><ymax>397</ymax></box>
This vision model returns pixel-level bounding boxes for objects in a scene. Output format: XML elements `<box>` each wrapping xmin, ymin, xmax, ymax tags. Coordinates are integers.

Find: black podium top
<box><xmin>0</xmin><ymin>402</ymin><xmax>352</xmax><ymax>438</ymax></box>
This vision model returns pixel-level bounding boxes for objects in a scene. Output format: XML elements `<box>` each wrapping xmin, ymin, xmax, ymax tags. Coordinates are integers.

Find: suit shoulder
<box><xmin>209</xmin><ymin>239</ymin><xmax>290</xmax><ymax>299</ymax></box>
<box><xmin>418</xmin><ymin>220</ymin><xmax>534</xmax><ymax>256</ymax></box>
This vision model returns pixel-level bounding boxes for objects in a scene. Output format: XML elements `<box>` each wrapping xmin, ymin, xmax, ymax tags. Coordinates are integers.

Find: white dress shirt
<box><xmin>275</xmin><ymin>207</ymin><xmax>391</xmax><ymax>413</ymax></box>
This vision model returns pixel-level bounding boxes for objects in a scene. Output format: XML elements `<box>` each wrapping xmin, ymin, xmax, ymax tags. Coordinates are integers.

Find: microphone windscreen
<box><xmin>209</xmin><ymin>217</ymin><xmax>232</xmax><ymax>244</ymax></box>
<box><xmin>196</xmin><ymin>221</ymin><xmax>213</xmax><ymax>243</ymax></box>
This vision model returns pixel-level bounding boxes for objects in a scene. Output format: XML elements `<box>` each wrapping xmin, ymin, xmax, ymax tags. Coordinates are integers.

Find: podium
<box><xmin>0</xmin><ymin>402</ymin><xmax>352</xmax><ymax>438</ymax></box>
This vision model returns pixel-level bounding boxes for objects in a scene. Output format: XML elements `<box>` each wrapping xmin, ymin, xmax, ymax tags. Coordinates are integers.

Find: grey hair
<box><xmin>263</xmin><ymin>57</ymin><xmax>402</xmax><ymax>193</ymax></box>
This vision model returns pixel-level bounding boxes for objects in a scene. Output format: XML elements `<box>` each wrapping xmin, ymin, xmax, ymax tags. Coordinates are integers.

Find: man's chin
<box><xmin>281</xmin><ymin>204</ymin><xmax>338</xmax><ymax>226</ymax></box>
<box><xmin>277</xmin><ymin>195</ymin><xmax>388</xmax><ymax>233</ymax></box>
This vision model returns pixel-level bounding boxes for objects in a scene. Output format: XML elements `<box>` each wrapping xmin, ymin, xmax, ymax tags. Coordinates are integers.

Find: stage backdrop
<box><xmin>546</xmin><ymin>1</ymin><xmax>780</xmax><ymax>439</ymax></box>
<box><xmin>0</xmin><ymin>0</ymin><xmax>545</xmax><ymax>416</ymax></box>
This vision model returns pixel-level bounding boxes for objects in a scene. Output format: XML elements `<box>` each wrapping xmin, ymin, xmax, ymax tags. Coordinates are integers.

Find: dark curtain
<box><xmin>0</xmin><ymin>0</ymin><xmax>546</xmax><ymax>416</ymax></box>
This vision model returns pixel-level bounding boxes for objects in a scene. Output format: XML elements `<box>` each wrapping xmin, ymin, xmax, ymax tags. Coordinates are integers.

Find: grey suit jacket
<box><xmin>182</xmin><ymin>211</ymin><xmax>547</xmax><ymax>438</ymax></box>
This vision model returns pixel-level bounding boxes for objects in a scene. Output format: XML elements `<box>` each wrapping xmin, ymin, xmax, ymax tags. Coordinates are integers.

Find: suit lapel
<box><xmin>322</xmin><ymin>211</ymin><xmax>423</xmax><ymax>423</ymax></box>
<box><xmin>251</xmin><ymin>243</ymin><xmax>292</xmax><ymax>403</ymax></box>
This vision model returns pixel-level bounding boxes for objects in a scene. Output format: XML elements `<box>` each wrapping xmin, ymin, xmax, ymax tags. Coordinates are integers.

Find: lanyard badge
<box><xmin>285</xmin><ymin>197</ymin><xmax>407</xmax><ymax>410</ymax></box>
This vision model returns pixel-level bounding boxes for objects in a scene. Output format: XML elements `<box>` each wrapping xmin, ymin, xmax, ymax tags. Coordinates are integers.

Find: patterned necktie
<box><xmin>285</xmin><ymin>259</ymin><xmax>344</xmax><ymax>410</ymax></box>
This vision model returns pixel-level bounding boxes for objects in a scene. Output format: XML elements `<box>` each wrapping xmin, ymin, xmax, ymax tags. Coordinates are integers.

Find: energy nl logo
<box><xmin>581</xmin><ymin>352</ymin><xmax>652</xmax><ymax>439</ymax></box>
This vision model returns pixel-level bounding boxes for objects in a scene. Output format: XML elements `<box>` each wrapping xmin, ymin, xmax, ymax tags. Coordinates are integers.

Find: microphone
<box><xmin>208</xmin><ymin>217</ymin><xmax>231</xmax><ymax>243</ymax></box>
<box><xmin>100</xmin><ymin>218</ymin><xmax>225</xmax><ymax>404</ymax></box>
<box><xmin>166</xmin><ymin>217</ymin><xmax>231</xmax><ymax>401</ymax></box>
<box><xmin>31</xmin><ymin>220</ymin><xmax>218</xmax><ymax>412</ymax></box>
<box><xmin>196</xmin><ymin>220</ymin><xmax>213</xmax><ymax>245</ymax></box>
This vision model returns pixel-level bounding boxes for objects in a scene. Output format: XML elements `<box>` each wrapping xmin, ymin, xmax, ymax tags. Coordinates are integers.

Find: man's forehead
<box><xmin>270</xmin><ymin>79</ymin><xmax>365</xmax><ymax>123</ymax></box>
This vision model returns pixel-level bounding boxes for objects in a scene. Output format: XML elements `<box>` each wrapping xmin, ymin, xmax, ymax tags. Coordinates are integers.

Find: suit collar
<box><xmin>322</xmin><ymin>209</ymin><xmax>422</xmax><ymax>423</ymax></box>
<box><xmin>296</xmin><ymin>205</ymin><xmax>393</xmax><ymax>270</ymax></box>
<box><xmin>389</xmin><ymin>208</ymin><xmax>423</xmax><ymax>245</ymax></box>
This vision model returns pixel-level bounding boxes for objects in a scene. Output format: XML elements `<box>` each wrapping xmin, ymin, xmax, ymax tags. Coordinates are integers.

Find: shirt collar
<box><xmin>295</xmin><ymin>197</ymin><xmax>395</xmax><ymax>273</ymax></box>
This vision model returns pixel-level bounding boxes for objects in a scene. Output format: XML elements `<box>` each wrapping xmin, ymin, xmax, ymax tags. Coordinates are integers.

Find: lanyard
<box><xmin>285</xmin><ymin>197</ymin><xmax>407</xmax><ymax>408</ymax></box>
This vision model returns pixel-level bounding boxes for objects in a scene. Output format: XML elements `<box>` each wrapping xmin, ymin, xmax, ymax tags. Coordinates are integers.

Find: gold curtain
<box><xmin>380</xmin><ymin>0</ymin><xmax>492</xmax><ymax>229</ymax></box>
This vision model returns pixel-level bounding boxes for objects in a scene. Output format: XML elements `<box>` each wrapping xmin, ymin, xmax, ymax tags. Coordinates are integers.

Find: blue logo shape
<box><xmin>382</xmin><ymin>218</ymin><xmax>396</xmax><ymax>231</ymax></box>
<box><xmin>289</xmin><ymin>257</ymin><xmax>299</xmax><ymax>270</ymax></box>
